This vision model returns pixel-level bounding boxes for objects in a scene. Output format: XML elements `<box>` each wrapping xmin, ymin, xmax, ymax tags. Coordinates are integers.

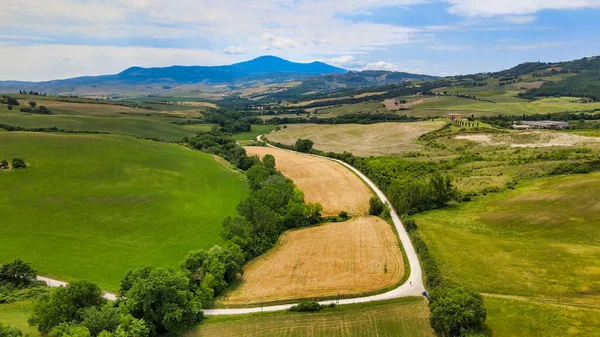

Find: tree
<box><xmin>429</xmin><ymin>287</ymin><xmax>487</xmax><ymax>336</ymax></box>
<box><xmin>295</xmin><ymin>138</ymin><xmax>314</xmax><ymax>153</ymax></box>
<box><xmin>245</xmin><ymin>164</ymin><xmax>271</xmax><ymax>190</ymax></box>
<box><xmin>113</xmin><ymin>315</ymin><xmax>149</xmax><ymax>337</ymax></box>
<box><xmin>0</xmin><ymin>258</ymin><xmax>36</xmax><ymax>286</ymax></box>
<box><xmin>38</xmin><ymin>106</ymin><xmax>51</xmax><ymax>114</ymax></box>
<box><xmin>80</xmin><ymin>305</ymin><xmax>121</xmax><ymax>337</ymax></box>
<box><xmin>262</xmin><ymin>154</ymin><xmax>276</xmax><ymax>171</ymax></box>
<box><xmin>0</xmin><ymin>323</ymin><xmax>22</xmax><ymax>337</ymax></box>
<box><xmin>7</xmin><ymin>105</ymin><xmax>12</xmax><ymax>111</ymax></box>
<box><xmin>11</xmin><ymin>158</ymin><xmax>26</xmax><ymax>169</ymax></box>
<box><xmin>429</xmin><ymin>172</ymin><xmax>455</xmax><ymax>208</ymax></box>
<box><xmin>119</xmin><ymin>267</ymin><xmax>201</xmax><ymax>336</ymax></box>
<box><xmin>368</xmin><ymin>196</ymin><xmax>385</xmax><ymax>216</ymax></box>
<box><xmin>0</xmin><ymin>160</ymin><xmax>8</xmax><ymax>169</ymax></box>
<box><xmin>29</xmin><ymin>101</ymin><xmax>37</xmax><ymax>108</ymax></box>
<box><xmin>48</xmin><ymin>323</ymin><xmax>91</xmax><ymax>337</ymax></box>
<box><xmin>29</xmin><ymin>280</ymin><xmax>106</xmax><ymax>334</ymax></box>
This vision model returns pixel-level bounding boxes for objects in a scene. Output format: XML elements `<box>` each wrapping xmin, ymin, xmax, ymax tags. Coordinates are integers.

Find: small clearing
<box><xmin>244</xmin><ymin>146</ymin><xmax>372</xmax><ymax>216</ymax></box>
<box><xmin>219</xmin><ymin>216</ymin><xmax>404</xmax><ymax>306</ymax></box>
<box><xmin>267</xmin><ymin>121</ymin><xmax>448</xmax><ymax>157</ymax></box>
<box><xmin>456</xmin><ymin>131</ymin><xmax>600</xmax><ymax>148</ymax></box>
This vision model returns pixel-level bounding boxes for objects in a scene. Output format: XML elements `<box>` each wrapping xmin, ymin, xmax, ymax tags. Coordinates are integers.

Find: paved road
<box><xmin>36</xmin><ymin>135</ymin><xmax>425</xmax><ymax>316</ymax></box>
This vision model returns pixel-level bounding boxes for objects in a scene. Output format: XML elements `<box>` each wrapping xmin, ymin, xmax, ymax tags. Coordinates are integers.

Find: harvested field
<box><xmin>17</xmin><ymin>99</ymin><xmax>152</xmax><ymax>116</ymax></box>
<box><xmin>244</xmin><ymin>146</ymin><xmax>372</xmax><ymax>215</ymax></box>
<box><xmin>383</xmin><ymin>97</ymin><xmax>437</xmax><ymax>111</ymax></box>
<box><xmin>266</xmin><ymin>121</ymin><xmax>448</xmax><ymax>157</ymax></box>
<box><xmin>219</xmin><ymin>216</ymin><xmax>404</xmax><ymax>305</ymax></box>
<box><xmin>456</xmin><ymin>131</ymin><xmax>600</xmax><ymax>147</ymax></box>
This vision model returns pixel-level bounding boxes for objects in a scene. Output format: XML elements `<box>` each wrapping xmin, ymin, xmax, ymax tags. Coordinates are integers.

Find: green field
<box><xmin>232</xmin><ymin>124</ymin><xmax>279</xmax><ymax>141</ymax></box>
<box><xmin>0</xmin><ymin>106</ymin><xmax>213</xmax><ymax>140</ymax></box>
<box><xmin>0</xmin><ymin>132</ymin><xmax>248</xmax><ymax>291</ymax></box>
<box><xmin>413</xmin><ymin>173</ymin><xmax>600</xmax><ymax>335</ymax></box>
<box><xmin>315</xmin><ymin>101</ymin><xmax>385</xmax><ymax>116</ymax></box>
<box><xmin>0</xmin><ymin>302</ymin><xmax>39</xmax><ymax>337</ymax></box>
<box><xmin>188</xmin><ymin>297</ymin><xmax>434</xmax><ymax>337</ymax></box>
<box><xmin>411</xmin><ymin>96</ymin><xmax>600</xmax><ymax>117</ymax></box>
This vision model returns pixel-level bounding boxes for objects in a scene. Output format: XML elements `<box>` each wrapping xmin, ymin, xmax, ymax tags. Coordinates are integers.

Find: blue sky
<box><xmin>1</xmin><ymin>0</ymin><xmax>600</xmax><ymax>81</ymax></box>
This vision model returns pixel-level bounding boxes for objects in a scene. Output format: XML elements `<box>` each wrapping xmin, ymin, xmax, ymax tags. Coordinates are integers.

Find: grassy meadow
<box><xmin>0</xmin><ymin>302</ymin><xmax>39</xmax><ymax>337</ymax></box>
<box><xmin>413</xmin><ymin>173</ymin><xmax>600</xmax><ymax>334</ymax></box>
<box><xmin>411</xmin><ymin>96</ymin><xmax>600</xmax><ymax>117</ymax></box>
<box><xmin>0</xmin><ymin>132</ymin><xmax>248</xmax><ymax>291</ymax></box>
<box><xmin>189</xmin><ymin>297</ymin><xmax>434</xmax><ymax>337</ymax></box>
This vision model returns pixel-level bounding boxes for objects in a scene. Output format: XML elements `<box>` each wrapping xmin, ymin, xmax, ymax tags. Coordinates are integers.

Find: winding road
<box><xmin>36</xmin><ymin>135</ymin><xmax>425</xmax><ymax>316</ymax></box>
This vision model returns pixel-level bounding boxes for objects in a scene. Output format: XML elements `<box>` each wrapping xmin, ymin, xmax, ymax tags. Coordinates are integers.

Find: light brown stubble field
<box><xmin>219</xmin><ymin>216</ymin><xmax>404</xmax><ymax>306</ymax></box>
<box><xmin>245</xmin><ymin>146</ymin><xmax>373</xmax><ymax>216</ymax></box>
<box><xmin>266</xmin><ymin>121</ymin><xmax>448</xmax><ymax>157</ymax></box>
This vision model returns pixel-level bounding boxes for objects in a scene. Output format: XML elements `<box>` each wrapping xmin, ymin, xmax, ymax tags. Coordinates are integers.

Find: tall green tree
<box><xmin>119</xmin><ymin>267</ymin><xmax>201</xmax><ymax>336</ymax></box>
<box><xmin>29</xmin><ymin>281</ymin><xmax>106</xmax><ymax>334</ymax></box>
<box><xmin>0</xmin><ymin>323</ymin><xmax>22</xmax><ymax>337</ymax></box>
<box><xmin>0</xmin><ymin>259</ymin><xmax>36</xmax><ymax>286</ymax></box>
<box><xmin>429</xmin><ymin>287</ymin><xmax>487</xmax><ymax>336</ymax></box>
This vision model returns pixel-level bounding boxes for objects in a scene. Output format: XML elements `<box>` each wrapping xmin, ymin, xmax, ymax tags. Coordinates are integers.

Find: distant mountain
<box><xmin>0</xmin><ymin>56</ymin><xmax>347</xmax><ymax>94</ymax></box>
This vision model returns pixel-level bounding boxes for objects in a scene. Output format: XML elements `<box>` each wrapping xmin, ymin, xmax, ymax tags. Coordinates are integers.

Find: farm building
<box><xmin>447</xmin><ymin>113</ymin><xmax>464</xmax><ymax>120</ymax></box>
<box><xmin>512</xmin><ymin>121</ymin><xmax>570</xmax><ymax>130</ymax></box>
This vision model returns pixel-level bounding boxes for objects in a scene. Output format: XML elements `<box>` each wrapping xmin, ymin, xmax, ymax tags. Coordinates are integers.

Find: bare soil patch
<box><xmin>456</xmin><ymin>131</ymin><xmax>600</xmax><ymax>148</ymax></box>
<box><xmin>266</xmin><ymin>121</ymin><xmax>448</xmax><ymax>157</ymax></box>
<box><xmin>244</xmin><ymin>146</ymin><xmax>372</xmax><ymax>216</ymax></box>
<box><xmin>219</xmin><ymin>216</ymin><xmax>404</xmax><ymax>305</ymax></box>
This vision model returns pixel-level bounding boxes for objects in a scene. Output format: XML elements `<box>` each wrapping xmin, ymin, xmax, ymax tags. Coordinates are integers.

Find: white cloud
<box><xmin>223</xmin><ymin>46</ymin><xmax>247</xmax><ymax>54</ymax></box>
<box><xmin>490</xmin><ymin>41</ymin><xmax>579</xmax><ymax>50</ymax></box>
<box><xmin>0</xmin><ymin>44</ymin><xmax>240</xmax><ymax>81</ymax></box>
<box><xmin>261</xmin><ymin>33</ymin><xmax>299</xmax><ymax>50</ymax></box>
<box><xmin>426</xmin><ymin>44</ymin><xmax>472</xmax><ymax>51</ymax></box>
<box><xmin>504</xmin><ymin>15</ymin><xmax>537</xmax><ymax>24</ymax></box>
<box><xmin>444</xmin><ymin>0</ymin><xmax>600</xmax><ymax>17</ymax></box>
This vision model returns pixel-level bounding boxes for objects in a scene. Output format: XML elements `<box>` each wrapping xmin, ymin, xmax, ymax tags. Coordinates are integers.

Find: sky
<box><xmin>1</xmin><ymin>0</ymin><xmax>600</xmax><ymax>81</ymax></box>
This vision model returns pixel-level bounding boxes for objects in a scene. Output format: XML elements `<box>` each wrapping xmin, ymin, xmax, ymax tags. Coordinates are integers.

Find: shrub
<box><xmin>7</xmin><ymin>105</ymin><xmax>13</xmax><ymax>111</ymax></box>
<box><xmin>0</xmin><ymin>323</ymin><xmax>23</xmax><ymax>337</ymax></box>
<box><xmin>338</xmin><ymin>211</ymin><xmax>349</xmax><ymax>220</ymax></box>
<box><xmin>11</xmin><ymin>158</ymin><xmax>26</xmax><ymax>169</ymax></box>
<box><xmin>368</xmin><ymin>196</ymin><xmax>385</xmax><ymax>216</ymax></box>
<box><xmin>0</xmin><ymin>160</ymin><xmax>8</xmax><ymax>169</ymax></box>
<box><xmin>295</xmin><ymin>138</ymin><xmax>314</xmax><ymax>153</ymax></box>
<box><xmin>38</xmin><ymin>106</ymin><xmax>51</xmax><ymax>114</ymax></box>
<box><xmin>404</xmin><ymin>219</ymin><xmax>417</xmax><ymax>233</ymax></box>
<box><xmin>289</xmin><ymin>301</ymin><xmax>323</xmax><ymax>312</ymax></box>
<box><xmin>0</xmin><ymin>259</ymin><xmax>36</xmax><ymax>286</ymax></box>
<box><xmin>429</xmin><ymin>286</ymin><xmax>487</xmax><ymax>337</ymax></box>
<box><xmin>20</xmin><ymin>107</ymin><xmax>33</xmax><ymax>113</ymax></box>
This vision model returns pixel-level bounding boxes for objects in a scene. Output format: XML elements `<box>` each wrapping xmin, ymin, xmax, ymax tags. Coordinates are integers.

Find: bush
<box><xmin>7</xmin><ymin>105</ymin><xmax>13</xmax><ymax>111</ymax></box>
<box><xmin>289</xmin><ymin>301</ymin><xmax>323</xmax><ymax>312</ymax></box>
<box><xmin>0</xmin><ymin>160</ymin><xmax>8</xmax><ymax>169</ymax></box>
<box><xmin>295</xmin><ymin>138</ymin><xmax>314</xmax><ymax>153</ymax></box>
<box><xmin>429</xmin><ymin>286</ymin><xmax>487</xmax><ymax>337</ymax></box>
<box><xmin>19</xmin><ymin>107</ymin><xmax>33</xmax><ymax>113</ymax></box>
<box><xmin>338</xmin><ymin>211</ymin><xmax>349</xmax><ymax>220</ymax></box>
<box><xmin>38</xmin><ymin>106</ymin><xmax>51</xmax><ymax>115</ymax></box>
<box><xmin>11</xmin><ymin>158</ymin><xmax>26</xmax><ymax>169</ymax></box>
<box><xmin>0</xmin><ymin>323</ymin><xmax>22</xmax><ymax>337</ymax></box>
<box><xmin>0</xmin><ymin>259</ymin><xmax>36</xmax><ymax>286</ymax></box>
<box><xmin>368</xmin><ymin>196</ymin><xmax>385</xmax><ymax>216</ymax></box>
<box><xmin>404</xmin><ymin>219</ymin><xmax>417</xmax><ymax>233</ymax></box>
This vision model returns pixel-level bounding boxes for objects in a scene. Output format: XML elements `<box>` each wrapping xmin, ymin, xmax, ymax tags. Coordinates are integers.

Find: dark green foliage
<box><xmin>38</xmin><ymin>106</ymin><xmax>51</xmax><ymax>115</ymax></box>
<box><xmin>266</xmin><ymin>113</ymin><xmax>418</xmax><ymax>125</ymax></box>
<box><xmin>19</xmin><ymin>107</ymin><xmax>33</xmax><ymax>113</ymax></box>
<box><xmin>245</xmin><ymin>163</ymin><xmax>271</xmax><ymax>190</ymax></box>
<box><xmin>404</xmin><ymin>219</ymin><xmax>417</xmax><ymax>233</ymax></box>
<box><xmin>29</xmin><ymin>101</ymin><xmax>37</xmax><ymax>108</ymax></box>
<box><xmin>180</xmin><ymin>245</ymin><xmax>245</xmax><ymax>302</ymax></box>
<box><xmin>80</xmin><ymin>305</ymin><xmax>121</xmax><ymax>336</ymax></box>
<box><xmin>6</xmin><ymin>105</ymin><xmax>12</xmax><ymax>111</ymax></box>
<box><xmin>521</xmin><ymin>70</ymin><xmax>600</xmax><ymax>101</ymax></box>
<box><xmin>368</xmin><ymin>196</ymin><xmax>385</xmax><ymax>216</ymax></box>
<box><xmin>0</xmin><ymin>160</ymin><xmax>8</xmax><ymax>169</ymax></box>
<box><xmin>295</xmin><ymin>138</ymin><xmax>314</xmax><ymax>153</ymax></box>
<box><xmin>429</xmin><ymin>172</ymin><xmax>457</xmax><ymax>208</ymax></box>
<box><xmin>118</xmin><ymin>267</ymin><xmax>201</xmax><ymax>336</ymax></box>
<box><xmin>338</xmin><ymin>211</ymin><xmax>349</xmax><ymax>220</ymax></box>
<box><xmin>188</xmin><ymin>129</ymin><xmax>258</xmax><ymax>170</ymax></box>
<box><xmin>289</xmin><ymin>301</ymin><xmax>324</xmax><ymax>312</ymax></box>
<box><xmin>0</xmin><ymin>259</ymin><xmax>36</xmax><ymax>286</ymax></box>
<box><xmin>550</xmin><ymin>160</ymin><xmax>600</xmax><ymax>175</ymax></box>
<box><xmin>262</xmin><ymin>154</ymin><xmax>276</xmax><ymax>171</ymax></box>
<box><xmin>48</xmin><ymin>323</ymin><xmax>91</xmax><ymax>337</ymax></box>
<box><xmin>11</xmin><ymin>158</ymin><xmax>26</xmax><ymax>169</ymax></box>
<box><xmin>409</xmin><ymin>232</ymin><xmax>443</xmax><ymax>289</ymax></box>
<box><xmin>429</xmin><ymin>287</ymin><xmax>487</xmax><ymax>336</ymax></box>
<box><xmin>0</xmin><ymin>95</ymin><xmax>19</xmax><ymax>106</ymax></box>
<box><xmin>29</xmin><ymin>280</ymin><xmax>106</xmax><ymax>334</ymax></box>
<box><xmin>0</xmin><ymin>323</ymin><xmax>22</xmax><ymax>337</ymax></box>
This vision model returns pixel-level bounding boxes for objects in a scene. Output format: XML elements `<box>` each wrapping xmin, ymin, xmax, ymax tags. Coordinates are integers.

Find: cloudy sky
<box><xmin>1</xmin><ymin>0</ymin><xmax>600</xmax><ymax>81</ymax></box>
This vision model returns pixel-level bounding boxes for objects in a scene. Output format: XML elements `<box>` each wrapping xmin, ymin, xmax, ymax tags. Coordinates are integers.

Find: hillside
<box><xmin>0</xmin><ymin>56</ymin><xmax>346</xmax><ymax>95</ymax></box>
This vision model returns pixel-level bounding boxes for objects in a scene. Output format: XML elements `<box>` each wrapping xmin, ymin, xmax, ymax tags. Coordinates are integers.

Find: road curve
<box><xmin>36</xmin><ymin>135</ymin><xmax>425</xmax><ymax>315</ymax></box>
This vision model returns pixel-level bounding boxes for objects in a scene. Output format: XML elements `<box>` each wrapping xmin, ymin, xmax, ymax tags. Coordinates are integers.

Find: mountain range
<box><xmin>0</xmin><ymin>56</ymin><xmax>433</xmax><ymax>95</ymax></box>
